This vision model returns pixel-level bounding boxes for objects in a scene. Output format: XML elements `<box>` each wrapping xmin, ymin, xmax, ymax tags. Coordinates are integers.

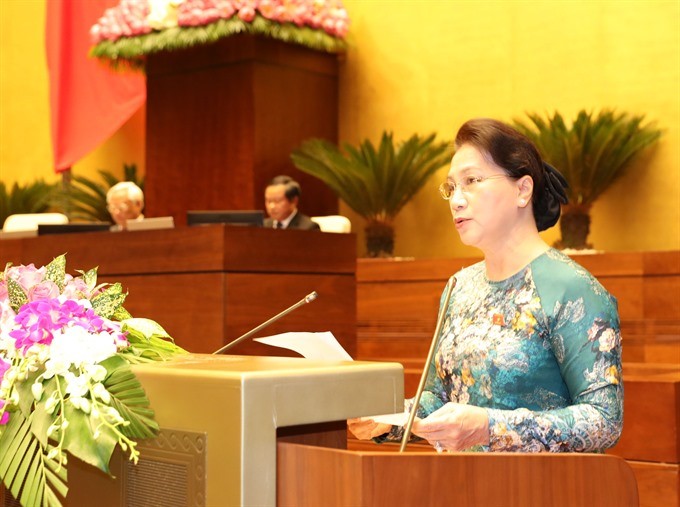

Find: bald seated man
<box><xmin>106</xmin><ymin>181</ymin><xmax>144</xmax><ymax>230</ymax></box>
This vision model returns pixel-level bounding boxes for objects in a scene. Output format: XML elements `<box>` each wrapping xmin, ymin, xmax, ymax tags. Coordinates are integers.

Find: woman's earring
<box><xmin>519</xmin><ymin>199</ymin><xmax>526</xmax><ymax>206</ymax></box>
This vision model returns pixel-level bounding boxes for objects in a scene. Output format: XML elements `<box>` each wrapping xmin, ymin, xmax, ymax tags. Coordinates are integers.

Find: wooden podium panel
<box><xmin>145</xmin><ymin>34</ymin><xmax>340</xmax><ymax>224</ymax></box>
<box><xmin>0</xmin><ymin>225</ymin><xmax>357</xmax><ymax>356</ymax></box>
<box><xmin>1</xmin><ymin>355</ymin><xmax>405</xmax><ymax>507</ymax></box>
<box><xmin>277</xmin><ymin>442</ymin><xmax>639</xmax><ymax>507</ymax></box>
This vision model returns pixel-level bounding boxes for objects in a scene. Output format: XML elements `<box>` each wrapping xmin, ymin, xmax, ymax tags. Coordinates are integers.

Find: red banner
<box><xmin>45</xmin><ymin>0</ymin><xmax>145</xmax><ymax>173</ymax></box>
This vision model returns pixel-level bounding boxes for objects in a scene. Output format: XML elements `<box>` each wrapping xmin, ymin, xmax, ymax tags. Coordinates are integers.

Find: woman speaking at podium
<box><xmin>349</xmin><ymin>119</ymin><xmax>623</xmax><ymax>453</ymax></box>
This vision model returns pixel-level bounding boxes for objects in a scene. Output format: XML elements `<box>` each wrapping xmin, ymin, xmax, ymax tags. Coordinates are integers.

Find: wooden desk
<box><xmin>0</xmin><ymin>225</ymin><xmax>357</xmax><ymax>356</ymax></box>
<box><xmin>356</xmin><ymin>251</ymin><xmax>680</xmax><ymax>365</ymax></box>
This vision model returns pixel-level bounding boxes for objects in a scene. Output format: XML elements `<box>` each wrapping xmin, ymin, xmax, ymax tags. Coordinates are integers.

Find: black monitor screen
<box><xmin>186</xmin><ymin>210</ymin><xmax>264</xmax><ymax>228</ymax></box>
<box><xmin>38</xmin><ymin>223</ymin><xmax>111</xmax><ymax>235</ymax></box>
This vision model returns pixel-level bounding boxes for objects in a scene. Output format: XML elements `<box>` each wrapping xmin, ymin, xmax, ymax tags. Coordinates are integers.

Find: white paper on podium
<box><xmin>254</xmin><ymin>331</ymin><xmax>353</xmax><ymax>361</ymax></box>
<box><xmin>370</xmin><ymin>412</ymin><xmax>411</xmax><ymax>426</ymax></box>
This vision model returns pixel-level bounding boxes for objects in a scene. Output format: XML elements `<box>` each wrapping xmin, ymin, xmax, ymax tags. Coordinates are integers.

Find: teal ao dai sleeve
<box><xmin>401</xmin><ymin>248</ymin><xmax>623</xmax><ymax>452</ymax></box>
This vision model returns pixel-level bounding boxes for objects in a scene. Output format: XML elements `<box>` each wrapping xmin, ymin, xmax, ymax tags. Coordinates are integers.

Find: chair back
<box><xmin>310</xmin><ymin>215</ymin><xmax>351</xmax><ymax>233</ymax></box>
<box><xmin>2</xmin><ymin>213</ymin><xmax>69</xmax><ymax>232</ymax></box>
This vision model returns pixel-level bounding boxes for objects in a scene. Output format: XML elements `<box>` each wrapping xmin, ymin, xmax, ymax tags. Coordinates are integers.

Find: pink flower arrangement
<box><xmin>0</xmin><ymin>255</ymin><xmax>186</xmax><ymax>507</ymax></box>
<box><xmin>91</xmin><ymin>0</ymin><xmax>350</xmax><ymax>44</ymax></box>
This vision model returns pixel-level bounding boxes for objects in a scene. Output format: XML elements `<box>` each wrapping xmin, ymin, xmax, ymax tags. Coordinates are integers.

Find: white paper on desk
<box><xmin>370</xmin><ymin>412</ymin><xmax>411</xmax><ymax>427</ymax></box>
<box><xmin>254</xmin><ymin>331</ymin><xmax>353</xmax><ymax>361</ymax></box>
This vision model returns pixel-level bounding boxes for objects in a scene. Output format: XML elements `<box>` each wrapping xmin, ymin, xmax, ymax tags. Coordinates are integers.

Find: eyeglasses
<box><xmin>438</xmin><ymin>174</ymin><xmax>509</xmax><ymax>200</ymax></box>
<box><xmin>107</xmin><ymin>202</ymin><xmax>130</xmax><ymax>212</ymax></box>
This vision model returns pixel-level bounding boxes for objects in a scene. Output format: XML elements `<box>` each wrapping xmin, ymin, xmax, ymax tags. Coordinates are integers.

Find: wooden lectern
<box><xmin>1</xmin><ymin>355</ymin><xmax>639</xmax><ymax>507</ymax></box>
<box><xmin>277</xmin><ymin>443</ymin><xmax>639</xmax><ymax>506</ymax></box>
<box><xmin>10</xmin><ymin>354</ymin><xmax>405</xmax><ymax>507</ymax></box>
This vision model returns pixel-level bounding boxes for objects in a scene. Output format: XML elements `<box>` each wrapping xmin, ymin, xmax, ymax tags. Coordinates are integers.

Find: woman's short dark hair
<box><xmin>454</xmin><ymin>118</ymin><xmax>567</xmax><ymax>231</ymax></box>
<box><xmin>268</xmin><ymin>175</ymin><xmax>301</xmax><ymax>201</ymax></box>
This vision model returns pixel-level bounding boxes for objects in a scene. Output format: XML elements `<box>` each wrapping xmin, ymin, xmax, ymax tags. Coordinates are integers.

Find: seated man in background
<box><xmin>106</xmin><ymin>181</ymin><xmax>144</xmax><ymax>230</ymax></box>
<box><xmin>263</xmin><ymin>175</ymin><xmax>320</xmax><ymax>230</ymax></box>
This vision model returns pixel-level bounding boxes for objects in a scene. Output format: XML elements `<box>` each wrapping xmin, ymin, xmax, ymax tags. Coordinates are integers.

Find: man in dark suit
<box><xmin>263</xmin><ymin>175</ymin><xmax>320</xmax><ymax>230</ymax></box>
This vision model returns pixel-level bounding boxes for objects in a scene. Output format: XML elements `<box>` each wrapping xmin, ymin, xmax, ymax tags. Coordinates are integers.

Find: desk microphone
<box><xmin>212</xmin><ymin>291</ymin><xmax>318</xmax><ymax>355</ymax></box>
<box><xmin>399</xmin><ymin>276</ymin><xmax>456</xmax><ymax>452</ymax></box>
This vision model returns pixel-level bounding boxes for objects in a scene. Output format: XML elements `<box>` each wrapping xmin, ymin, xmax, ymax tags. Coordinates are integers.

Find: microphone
<box><xmin>212</xmin><ymin>291</ymin><xmax>318</xmax><ymax>355</ymax></box>
<box><xmin>399</xmin><ymin>276</ymin><xmax>456</xmax><ymax>453</ymax></box>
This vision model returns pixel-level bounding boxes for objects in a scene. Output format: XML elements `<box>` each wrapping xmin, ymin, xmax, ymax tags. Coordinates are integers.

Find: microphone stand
<box><xmin>212</xmin><ymin>291</ymin><xmax>318</xmax><ymax>355</ymax></box>
<box><xmin>399</xmin><ymin>277</ymin><xmax>456</xmax><ymax>453</ymax></box>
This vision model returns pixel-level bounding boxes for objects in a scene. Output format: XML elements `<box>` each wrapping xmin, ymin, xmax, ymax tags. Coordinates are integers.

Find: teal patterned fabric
<box><xmin>389</xmin><ymin>248</ymin><xmax>623</xmax><ymax>452</ymax></box>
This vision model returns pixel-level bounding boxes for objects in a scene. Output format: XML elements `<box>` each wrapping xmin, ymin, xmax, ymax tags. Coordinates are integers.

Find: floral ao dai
<box><xmin>411</xmin><ymin>249</ymin><xmax>623</xmax><ymax>452</ymax></box>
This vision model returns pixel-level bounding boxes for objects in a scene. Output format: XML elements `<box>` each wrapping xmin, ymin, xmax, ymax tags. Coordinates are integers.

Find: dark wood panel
<box><xmin>0</xmin><ymin>226</ymin><xmax>356</xmax><ymax>275</ymax></box>
<box><xmin>0</xmin><ymin>226</ymin><xmax>224</xmax><ymax>274</ymax></box>
<box><xmin>609</xmin><ymin>363</ymin><xmax>680</xmax><ymax>463</ymax></box>
<box><xmin>222</xmin><ymin>227</ymin><xmax>356</xmax><ymax>274</ymax></box>
<box><xmin>145</xmin><ymin>34</ymin><xmax>339</xmax><ymax>225</ymax></box>
<box><xmin>0</xmin><ymin>228</ymin><xmax>357</xmax><ymax>357</ymax></box>
<box><xmin>102</xmin><ymin>273</ymin><xmax>225</xmax><ymax>353</ymax></box>
<box><xmin>627</xmin><ymin>461</ymin><xmax>680</xmax><ymax>507</ymax></box>
<box><xmin>223</xmin><ymin>273</ymin><xmax>356</xmax><ymax>358</ymax></box>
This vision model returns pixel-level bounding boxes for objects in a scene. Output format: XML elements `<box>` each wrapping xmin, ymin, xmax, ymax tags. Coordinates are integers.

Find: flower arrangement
<box><xmin>91</xmin><ymin>0</ymin><xmax>350</xmax><ymax>67</ymax></box>
<box><xmin>0</xmin><ymin>255</ymin><xmax>187</xmax><ymax>507</ymax></box>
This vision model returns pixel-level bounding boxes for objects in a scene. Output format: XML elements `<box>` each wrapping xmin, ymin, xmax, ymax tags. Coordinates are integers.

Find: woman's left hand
<box><xmin>411</xmin><ymin>402</ymin><xmax>490</xmax><ymax>452</ymax></box>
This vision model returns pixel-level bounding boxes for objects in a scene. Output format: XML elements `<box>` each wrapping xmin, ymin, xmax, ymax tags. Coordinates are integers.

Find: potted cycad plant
<box><xmin>0</xmin><ymin>180</ymin><xmax>58</xmax><ymax>227</ymax></box>
<box><xmin>291</xmin><ymin>132</ymin><xmax>452</xmax><ymax>257</ymax></box>
<box><xmin>513</xmin><ymin>110</ymin><xmax>662</xmax><ymax>249</ymax></box>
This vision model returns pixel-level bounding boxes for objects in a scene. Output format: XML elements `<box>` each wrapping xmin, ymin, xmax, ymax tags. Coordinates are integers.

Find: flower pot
<box><xmin>365</xmin><ymin>220</ymin><xmax>394</xmax><ymax>258</ymax></box>
<box><xmin>556</xmin><ymin>203</ymin><xmax>593</xmax><ymax>250</ymax></box>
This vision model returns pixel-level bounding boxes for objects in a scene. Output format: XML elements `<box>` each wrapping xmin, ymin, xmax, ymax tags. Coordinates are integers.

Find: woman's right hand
<box><xmin>347</xmin><ymin>417</ymin><xmax>392</xmax><ymax>440</ymax></box>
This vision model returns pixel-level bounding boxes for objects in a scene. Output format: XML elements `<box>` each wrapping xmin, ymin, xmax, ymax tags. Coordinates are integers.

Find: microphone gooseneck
<box><xmin>399</xmin><ymin>277</ymin><xmax>456</xmax><ymax>453</ymax></box>
<box><xmin>211</xmin><ymin>291</ymin><xmax>318</xmax><ymax>355</ymax></box>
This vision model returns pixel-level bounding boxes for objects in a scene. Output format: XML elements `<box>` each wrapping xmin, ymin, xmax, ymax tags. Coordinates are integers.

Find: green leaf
<box><xmin>30</xmin><ymin>377</ymin><xmax>61</xmax><ymax>447</ymax></box>
<box><xmin>123</xmin><ymin>318</ymin><xmax>171</xmax><ymax>340</ymax></box>
<box><xmin>61</xmin><ymin>405</ymin><xmax>117</xmax><ymax>474</ymax></box>
<box><xmin>513</xmin><ymin>109</ymin><xmax>662</xmax><ymax>205</ymax></box>
<box><xmin>120</xmin><ymin>318</ymin><xmax>187</xmax><ymax>362</ymax></box>
<box><xmin>112</xmin><ymin>305</ymin><xmax>133</xmax><ymax>321</ymax></box>
<box><xmin>0</xmin><ymin>179</ymin><xmax>58</xmax><ymax>226</ymax></box>
<box><xmin>100</xmin><ymin>356</ymin><xmax>159</xmax><ymax>439</ymax></box>
<box><xmin>291</xmin><ymin>132</ymin><xmax>452</xmax><ymax>222</ymax></box>
<box><xmin>6</xmin><ymin>277</ymin><xmax>28</xmax><ymax>313</ymax></box>
<box><xmin>44</xmin><ymin>255</ymin><xmax>66</xmax><ymax>292</ymax></box>
<box><xmin>0</xmin><ymin>411</ymin><xmax>67</xmax><ymax>507</ymax></box>
<box><xmin>77</xmin><ymin>267</ymin><xmax>99</xmax><ymax>293</ymax></box>
<box><xmin>49</xmin><ymin>165</ymin><xmax>143</xmax><ymax>222</ymax></box>
<box><xmin>91</xmin><ymin>283</ymin><xmax>127</xmax><ymax>319</ymax></box>
<box><xmin>90</xmin><ymin>14</ymin><xmax>347</xmax><ymax>69</ymax></box>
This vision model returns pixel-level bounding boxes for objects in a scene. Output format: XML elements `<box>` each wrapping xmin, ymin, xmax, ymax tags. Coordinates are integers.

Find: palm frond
<box><xmin>50</xmin><ymin>164</ymin><xmax>144</xmax><ymax>222</ymax></box>
<box><xmin>0</xmin><ymin>180</ymin><xmax>59</xmax><ymax>226</ymax></box>
<box><xmin>0</xmin><ymin>411</ymin><xmax>68</xmax><ymax>507</ymax></box>
<box><xmin>291</xmin><ymin>132</ymin><xmax>452</xmax><ymax>222</ymax></box>
<box><xmin>513</xmin><ymin>109</ymin><xmax>662</xmax><ymax>206</ymax></box>
<box><xmin>101</xmin><ymin>356</ymin><xmax>159</xmax><ymax>440</ymax></box>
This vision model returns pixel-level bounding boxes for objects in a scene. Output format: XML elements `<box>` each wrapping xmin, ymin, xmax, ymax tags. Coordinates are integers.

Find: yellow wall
<box><xmin>1</xmin><ymin>0</ymin><xmax>678</xmax><ymax>258</ymax></box>
<box><xmin>340</xmin><ymin>0</ymin><xmax>680</xmax><ymax>257</ymax></box>
<box><xmin>0</xmin><ymin>0</ymin><xmax>144</xmax><ymax>188</ymax></box>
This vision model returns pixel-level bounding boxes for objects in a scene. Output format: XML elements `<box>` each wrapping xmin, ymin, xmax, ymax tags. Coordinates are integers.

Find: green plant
<box><xmin>291</xmin><ymin>132</ymin><xmax>452</xmax><ymax>257</ymax></box>
<box><xmin>0</xmin><ymin>180</ymin><xmax>59</xmax><ymax>227</ymax></box>
<box><xmin>51</xmin><ymin>164</ymin><xmax>143</xmax><ymax>223</ymax></box>
<box><xmin>513</xmin><ymin>110</ymin><xmax>662</xmax><ymax>249</ymax></box>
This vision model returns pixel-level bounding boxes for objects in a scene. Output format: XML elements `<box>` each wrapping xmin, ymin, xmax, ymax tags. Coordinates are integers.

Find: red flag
<box><xmin>45</xmin><ymin>0</ymin><xmax>145</xmax><ymax>173</ymax></box>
